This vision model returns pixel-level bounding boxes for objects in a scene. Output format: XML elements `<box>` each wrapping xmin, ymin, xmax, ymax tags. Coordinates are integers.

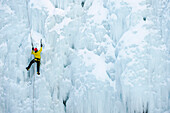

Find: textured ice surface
<box><xmin>0</xmin><ymin>0</ymin><xmax>169</xmax><ymax>113</ymax></box>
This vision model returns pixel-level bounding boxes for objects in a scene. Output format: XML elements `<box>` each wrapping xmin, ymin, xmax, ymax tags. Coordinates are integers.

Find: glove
<box><xmin>32</xmin><ymin>47</ymin><xmax>34</xmax><ymax>50</ymax></box>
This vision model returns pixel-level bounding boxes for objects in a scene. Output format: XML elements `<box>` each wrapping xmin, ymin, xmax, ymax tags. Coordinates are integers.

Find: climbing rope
<box><xmin>26</xmin><ymin>0</ymin><xmax>33</xmax><ymax>45</ymax></box>
<box><xmin>32</xmin><ymin>64</ymin><xmax>35</xmax><ymax>113</ymax></box>
<box><xmin>26</xmin><ymin>0</ymin><xmax>35</xmax><ymax>113</ymax></box>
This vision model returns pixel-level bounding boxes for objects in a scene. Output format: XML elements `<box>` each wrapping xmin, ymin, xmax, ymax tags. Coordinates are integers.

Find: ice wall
<box><xmin>0</xmin><ymin>0</ymin><xmax>169</xmax><ymax>113</ymax></box>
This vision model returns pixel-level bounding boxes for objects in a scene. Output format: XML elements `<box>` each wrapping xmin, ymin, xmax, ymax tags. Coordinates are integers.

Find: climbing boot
<box><xmin>26</xmin><ymin>67</ymin><xmax>29</xmax><ymax>71</ymax></box>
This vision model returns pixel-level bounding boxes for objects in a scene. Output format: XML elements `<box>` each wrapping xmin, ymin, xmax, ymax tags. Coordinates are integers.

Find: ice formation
<box><xmin>0</xmin><ymin>0</ymin><xmax>169</xmax><ymax>113</ymax></box>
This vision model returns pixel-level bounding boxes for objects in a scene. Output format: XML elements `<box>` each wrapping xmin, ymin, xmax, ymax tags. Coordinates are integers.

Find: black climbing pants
<box><xmin>27</xmin><ymin>58</ymin><xmax>40</xmax><ymax>73</ymax></box>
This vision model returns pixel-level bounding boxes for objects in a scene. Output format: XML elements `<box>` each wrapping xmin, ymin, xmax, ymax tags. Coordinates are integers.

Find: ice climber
<box><xmin>26</xmin><ymin>40</ymin><xmax>42</xmax><ymax>75</ymax></box>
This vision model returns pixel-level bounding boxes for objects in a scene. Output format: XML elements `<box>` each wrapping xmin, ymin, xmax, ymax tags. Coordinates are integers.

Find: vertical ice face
<box><xmin>0</xmin><ymin>0</ymin><xmax>169</xmax><ymax>113</ymax></box>
<box><xmin>0</xmin><ymin>0</ymin><xmax>32</xmax><ymax>112</ymax></box>
<box><xmin>113</xmin><ymin>0</ymin><xmax>170</xmax><ymax>113</ymax></box>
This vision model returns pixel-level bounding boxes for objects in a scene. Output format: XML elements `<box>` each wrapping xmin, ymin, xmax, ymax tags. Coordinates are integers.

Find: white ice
<box><xmin>0</xmin><ymin>0</ymin><xmax>169</xmax><ymax>113</ymax></box>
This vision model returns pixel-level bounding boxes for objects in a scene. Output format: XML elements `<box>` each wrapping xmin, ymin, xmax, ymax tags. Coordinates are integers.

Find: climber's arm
<box><xmin>39</xmin><ymin>47</ymin><xmax>42</xmax><ymax>53</ymax></box>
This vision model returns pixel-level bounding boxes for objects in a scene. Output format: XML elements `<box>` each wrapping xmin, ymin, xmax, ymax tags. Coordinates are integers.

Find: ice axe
<box><xmin>40</xmin><ymin>39</ymin><xmax>43</xmax><ymax>47</ymax></box>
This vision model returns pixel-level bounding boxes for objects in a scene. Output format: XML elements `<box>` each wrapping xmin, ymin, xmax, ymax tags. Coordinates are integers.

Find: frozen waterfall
<box><xmin>0</xmin><ymin>0</ymin><xmax>169</xmax><ymax>113</ymax></box>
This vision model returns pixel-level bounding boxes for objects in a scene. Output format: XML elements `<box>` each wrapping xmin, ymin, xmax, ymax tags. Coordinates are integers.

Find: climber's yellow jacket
<box><xmin>31</xmin><ymin>47</ymin><xmax>42</xmax><ymax>59</ymax></box>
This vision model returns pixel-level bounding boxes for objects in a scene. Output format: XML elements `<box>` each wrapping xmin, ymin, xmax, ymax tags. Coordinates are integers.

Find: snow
<box><xmin>0</xmin><ymin>0</ymin><xmax>170</xmax><ymax>113</ymax></box>
<box><xmin>30</xmin><ymin>0</ymin><xmax>55</xmax><ymax>15</ymax></box>
<box><xmin>31</xmin><ymin>30</ymin><xmax>43</xmax><ymax>42</ymax></box>
<box><xmin>79</xmin><ymin>49</ymin><xmax>109</xmax><ymax>82</ymax></box>
<box><xmin>125</xmin><ymin>0</ymin><xmax>147</xmax><ymax>12</ymax></box>
<box><xmin>54</xmin><ymin>8</ymin><xmax>65</xmax><ymax>16</ymax></box>
<box><xmin>50</xmin><ymin>17</ymin><xmax>72</xmax><ymax>34</ymax></box>
<box><xmin>87</xmin><ymin>0</ymin><xmax>108</xmax><ymax>24</ymax></box>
